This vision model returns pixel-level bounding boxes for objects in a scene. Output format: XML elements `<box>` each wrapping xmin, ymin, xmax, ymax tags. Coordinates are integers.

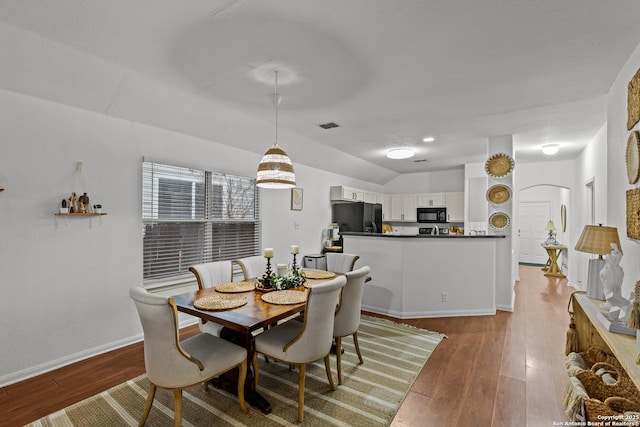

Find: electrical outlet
<box><xmin>441</xmin><ymin>292</ymin><xmax>448</xmax><ymax>302</ymax></box>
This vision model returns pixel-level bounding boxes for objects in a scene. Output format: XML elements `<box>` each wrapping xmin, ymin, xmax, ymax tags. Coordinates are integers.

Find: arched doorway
<box><xmin>518</xmin><ymin>185</ymin><xmax>571</xmax><ymax>274</ymax></box>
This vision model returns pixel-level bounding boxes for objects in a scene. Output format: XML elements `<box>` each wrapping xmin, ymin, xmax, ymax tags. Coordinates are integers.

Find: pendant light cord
<box><xmin>274</xmin><ymin>70</ymin><xmax>279</xmax><ymax>145</ymax></box>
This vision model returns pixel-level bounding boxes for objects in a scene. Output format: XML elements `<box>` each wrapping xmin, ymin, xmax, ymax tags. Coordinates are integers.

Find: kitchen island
<box><xmin>342</xmin><ymin>232</ymin><xmax>511</xmax><ymax>318</ymax></box>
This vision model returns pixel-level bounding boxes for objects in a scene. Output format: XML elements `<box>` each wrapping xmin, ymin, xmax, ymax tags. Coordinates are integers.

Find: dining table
<box><xmin>172</xmin><ymin>270</ymin><xmax>338</xmax><ymax>414</ymax></box>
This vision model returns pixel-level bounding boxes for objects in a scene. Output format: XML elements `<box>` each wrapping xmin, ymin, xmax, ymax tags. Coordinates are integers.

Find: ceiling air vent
<box><xmin>413</xmin><ymin>159</ymin><xmax>427</xmax><ymax>163</ymax></box>
<box><xmin>318</xmin><ymin>122</ymin><xmax>339</xmax><ymax>129</ymax></box>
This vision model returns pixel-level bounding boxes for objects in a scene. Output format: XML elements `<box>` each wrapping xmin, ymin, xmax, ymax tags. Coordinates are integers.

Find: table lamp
<box><xmin>574</xmin><ymin>224</ymin><xmax>622</xmax><ymax>300</ymax></box>
<box><xmin>544</xmin><ymin>220</ymin><xmax>557</xmax><ymax>245</ymax></box>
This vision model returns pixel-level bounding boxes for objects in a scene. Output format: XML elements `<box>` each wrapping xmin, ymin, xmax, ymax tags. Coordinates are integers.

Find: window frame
<box><xmin>142</xmin><ymin>161</ymin><xmax>261</xmax><ymax>288</ymax></box>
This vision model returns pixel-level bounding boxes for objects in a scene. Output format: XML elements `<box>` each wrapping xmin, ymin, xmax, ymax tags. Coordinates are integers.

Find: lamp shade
<box><xmin>545</xmin><ymin>220</ymin><xmax>556</xmax><ymax>231</ymax></box>
<box><xmin>575</xmin><ymin>225</ymin><xmax>622</xmax><ymax>255</ymax></box>
<box><xmin>256</xmin><ymin>143</ymin><xmax>296</xmax><ymax>189</ymax></box>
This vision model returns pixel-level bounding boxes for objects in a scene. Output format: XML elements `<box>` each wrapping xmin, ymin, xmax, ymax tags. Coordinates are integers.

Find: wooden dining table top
<box><xmin>173</xmin><ymin>285</ymin><xmax>308</xmax><ymax>335</ymax></box>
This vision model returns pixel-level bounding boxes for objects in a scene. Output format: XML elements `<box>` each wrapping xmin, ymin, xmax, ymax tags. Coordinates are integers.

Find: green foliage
<box><xmin>256</xmin><ymin>264</ymin><xmax>306</xmax><ymax>290</ymax></box>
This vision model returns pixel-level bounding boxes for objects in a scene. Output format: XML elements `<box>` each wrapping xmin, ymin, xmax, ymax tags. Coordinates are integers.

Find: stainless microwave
<box><xmin>417</xmin><ymin>207</ymin><xmax>447</xmax><ymax>223</ymax></box>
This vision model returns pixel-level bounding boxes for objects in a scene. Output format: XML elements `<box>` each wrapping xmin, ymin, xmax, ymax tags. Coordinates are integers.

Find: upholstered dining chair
<box><xmin>129</xmin><ymin>286</ymin><xmax>248</xmax><ymax>427</ymax></box>
<box><xmin>188</xmin><ymin>261</ymin><xmax>233</xmax><ymax>337</ymax></box>
<box><xmin>333</xmin><ymin>265</ymin><xmax>370</xmax><ymax>384</ymax></box>
<box><xmin>252</xmin><ymin>275</ymin><xmax>347</xmax><ymax>422</ymax></box>
<box><xmin>326</xmin><ymin>252</ymin><xmax>359</xmax><ymax>273</ymax></box>
<box><xmin>234</xmin><ymin>255</ymin><xmax>266</xmax><ymax>280</ymax></box>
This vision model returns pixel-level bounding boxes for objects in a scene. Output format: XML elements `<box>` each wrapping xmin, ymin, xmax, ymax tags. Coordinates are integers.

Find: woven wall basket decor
<box><xmin>627</xmin><ymin>131</ymin><xmax>640</xmax><ymax>184</ymax></box>
<box><xmin>489</xmin><ymin>211</ymin><xmax>511</xmax><ymax>231</ymax></box>
<box><xmin>485</xmin><ymin>153</ymin><xmax>515</xmax><ymax>178</ymax></box>
<box><xmin>627</xmin><ymin>188</ymin><xmax>640</xmax><ymax>240</ymax></box>
<box><xmin>628</xmin><ymin>68</ymin><xmax>640</xmax><ymax>130</ymax></box>
<box><xmin>486</xmin><ymin>184</ymin><xmax>512</xmax><ymax>206</ymax></box>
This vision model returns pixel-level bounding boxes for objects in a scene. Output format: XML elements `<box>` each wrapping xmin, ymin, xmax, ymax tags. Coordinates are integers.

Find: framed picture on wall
<box><xmin>291</xmin><ymin>187</ymin><xmax>303</xmax><ymax>211</ymax></box>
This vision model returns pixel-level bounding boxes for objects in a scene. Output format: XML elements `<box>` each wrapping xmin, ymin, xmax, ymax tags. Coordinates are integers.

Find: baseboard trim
<box><xmin>361</xmin><ymin>304</ymin><xmax>496</xmax><ymax>319</ymax></box>
<box><xmin>0</xmin><ymin>318</ymin><xmax>199</xmax><ymax>388</ymax></box>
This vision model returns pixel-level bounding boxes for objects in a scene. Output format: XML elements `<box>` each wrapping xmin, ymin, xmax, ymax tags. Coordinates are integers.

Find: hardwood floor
<box><xmin>0</xmin><ymin>265</ymin><xmax>571</xmax><ymax>426</ymax></box>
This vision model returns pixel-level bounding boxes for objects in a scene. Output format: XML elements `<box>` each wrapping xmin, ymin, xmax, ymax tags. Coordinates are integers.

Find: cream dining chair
<box><xmin>252</xmin><ymin>275</ymin><xmax>347</xmax><ymax>422</ymax></box>
<box><xmin>188</xmin><ymin>261</ymin><xmax>233</xmax><ymax>337</ymax></box>
<box><xmin>333</xmin><ymin>265</ymin><xmax>370</xmax><ymax>384</ymax></box>
<box><xmin>129</xmin><ymin>286</ymin><xmax>248</xmax><ymax>427</ymax></box>
<box><xmin>326</xmin><ymin>252</ymin><xmax>359</xmax><ymax>273</ymax></box>
<box><xmin>234</xmin><ymin>255</ymin><xmax>266</xmax><ymax>280</ymax></box>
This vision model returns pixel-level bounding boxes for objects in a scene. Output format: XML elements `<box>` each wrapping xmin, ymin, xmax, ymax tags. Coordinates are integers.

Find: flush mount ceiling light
<box><xmin>387</xmin><ymin>148</ymin><xmax>415</xmax><ymax>160</ymax></box>
<box><xmin>542</xmin><ymin>144</ymin><xmax>560</xmax><ymax>155</ymax></box>
<box><xmin>422</xmin><ymin>136</ymin><xmax>435</xmax><ymax>142</ymax></box>
<box><xmin>256</xmin><ymin>70</ymin><xmax>296</xmax><ymax>189</ymax></box>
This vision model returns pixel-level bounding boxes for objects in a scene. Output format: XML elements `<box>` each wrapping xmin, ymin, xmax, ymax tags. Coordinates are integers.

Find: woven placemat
<box><xmin>194</xmin><ymin>294</ymin><xmax>248</xmax><ymax>311</ymax></box>
<box><xmin>304</xmin><ymin>278</ymin><xmax>329</xmax><ymax>287</ymax></box>
<box><xmin>214</xmin><ymin>281</ymin><xmax>255</xmax><ymax>293</ymax></box>
<box><xmin>261</xmin><ymin>289</ymin><xmax>307</xmax><ymax>305</ymax></box>
<box><xmin>303</xmin><ymin>269</ymin><xmax>336</xmax><ymax>280</ymax></box>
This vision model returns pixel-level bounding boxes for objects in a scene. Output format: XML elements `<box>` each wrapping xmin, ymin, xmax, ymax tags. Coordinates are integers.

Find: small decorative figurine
<box><xmin>68</xmin><ymin>192</ymin><xmax>78</xmax><ymax>213</ymax></box>
<box><xmin>600</xmin><ymin>243</ymin><xmax>627</xmax><ymax>310</ymax></box>
<box><xmin>78</xmin><ymin>192</ymin><xmax>90</xmax><ymax>213</ymax></box>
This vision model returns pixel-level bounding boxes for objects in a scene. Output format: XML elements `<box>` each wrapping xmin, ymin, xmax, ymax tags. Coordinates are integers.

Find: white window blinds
<box><xmin>142</xmin><ymin>162</ymin><xmax>260</xmax><ymax>283</ymax></box>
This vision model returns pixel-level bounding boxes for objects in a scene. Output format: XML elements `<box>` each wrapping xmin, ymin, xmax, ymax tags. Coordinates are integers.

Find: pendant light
<box><xmin>256</xmin><ymin>71</ymin><xmax>296</xmax><ymax>189</ymax></box>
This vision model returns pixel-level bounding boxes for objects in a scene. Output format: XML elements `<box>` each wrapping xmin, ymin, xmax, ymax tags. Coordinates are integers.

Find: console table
<box><xmin>573</xmin><ymin>293</ymin><xmax>640</xmax><ymax>388</ymax></box>
<box><xmin>541</xmin><ymin>244</ymin><xmax>566</xmax><ymax>278</ymax></box>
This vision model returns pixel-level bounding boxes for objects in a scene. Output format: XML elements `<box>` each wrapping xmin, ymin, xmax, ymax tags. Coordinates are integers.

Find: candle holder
<box><xmin>265</xmin><ymin>257</ymin><xmax>273</xmax><ymax>277</ymax></box>
<box><xmin>291</xmin><ymin>253</ymin><xmax>298</xmax><ymax>270</ymax></box>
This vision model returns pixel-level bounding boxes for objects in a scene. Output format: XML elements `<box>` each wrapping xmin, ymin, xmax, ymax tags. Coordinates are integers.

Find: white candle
<box><xmin>264</xmin><ymin>248</ymin><xmax>274</xmax><ymax>258</ymax></box>
<box><xmin>291</xmin><ymin>245</ymin><xmax>299</xmax><ymax>254</ymax></box>
<box><xmin>277</xmin><ymin>264</ymin><xmax>287</xmax><ymax>276</ymax></box>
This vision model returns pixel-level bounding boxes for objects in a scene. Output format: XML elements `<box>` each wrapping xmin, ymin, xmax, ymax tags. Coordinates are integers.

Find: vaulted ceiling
<box><xmin>2</xmin><ymin>0</ymin><xmax>640</xmax><ymax>183</ymax></box>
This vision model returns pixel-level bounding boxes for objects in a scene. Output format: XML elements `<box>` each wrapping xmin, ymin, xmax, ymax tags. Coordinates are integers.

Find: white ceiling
<box><xmin>2</xmin><ymin>0</ymin><xmax>640</xmax><ymax>183</ymax></box>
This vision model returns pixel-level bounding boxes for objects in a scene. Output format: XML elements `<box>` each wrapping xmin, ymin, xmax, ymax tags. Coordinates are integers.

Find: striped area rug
<box><xmin>28</xmin><ymin>316</ymin><xmax>444</xmax><ymax>426</ymax></box>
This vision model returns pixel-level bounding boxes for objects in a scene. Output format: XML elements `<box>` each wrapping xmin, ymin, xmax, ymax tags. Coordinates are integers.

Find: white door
<box><xmin>519</xmin><ymin>202</ymin><xmax>551</xmax><ymax>265</ymax></box>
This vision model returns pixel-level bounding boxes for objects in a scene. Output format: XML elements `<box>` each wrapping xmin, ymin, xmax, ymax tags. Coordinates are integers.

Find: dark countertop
<box><xmin>340</xmin><ymin>232</ymin><xmax>506</xmax><ymax>239</ymax></box>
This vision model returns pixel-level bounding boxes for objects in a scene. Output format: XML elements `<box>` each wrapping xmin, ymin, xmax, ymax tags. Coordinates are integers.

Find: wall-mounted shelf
<box><xmin>55</xmin><ymin>213</ymin><xmax>107</xmax><ymax>217</ymax></box>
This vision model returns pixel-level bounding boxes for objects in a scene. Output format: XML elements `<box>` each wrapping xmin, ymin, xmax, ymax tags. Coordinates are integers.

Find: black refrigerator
<box><xmin>332</xmin><ymin>202</ymin><xmax>383</xmax><ymax>234</ymax></box>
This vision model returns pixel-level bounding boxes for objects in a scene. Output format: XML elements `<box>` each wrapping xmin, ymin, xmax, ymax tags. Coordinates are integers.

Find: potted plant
<box><xmin>59</xmin><ymin>199</ymin><xmax>69</xmax><ymax>214</ymax></box>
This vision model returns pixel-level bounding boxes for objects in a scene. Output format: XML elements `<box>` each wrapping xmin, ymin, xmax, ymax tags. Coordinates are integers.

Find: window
<box><xmin>142</xmin><ymin>161</ymin><xmax>260</xmax><ymax>284</ymax></box>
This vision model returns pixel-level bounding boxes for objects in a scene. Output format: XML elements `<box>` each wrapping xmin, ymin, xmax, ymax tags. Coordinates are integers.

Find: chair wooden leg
<box><xmin>139</xmin><ymin>382</ymin><xmax>156</xmax><ymax>426</ymax></box>
<box><xmin>298</xmin><ymin>364</ymin><xmax>306</xmax><ymax>422</ymax></box>
<box><xmin>237</xmin><ymin>360</ymin><xmax>248</xmax><ymax>413</ymax></box>
<box><xmin>173</xmin><ymin>389</ymin><xmax>183</xmax><ymax>427</ymax></box>
<box><xmin>335</xmin><ymin>336</ymin><xmax>343</xmax><ymax>385</ymax></box>
<box><xmin>252</xmin><ymin>352</ymin><xmax>260</xmax><ymax>386</ymax></box>
<box><xmin>324</xmin><ymin>354</ymin><xmax>336</xmax><ymax>390</ymax></box>
<box><xmin>353</xmin><ymin>331</ymin><xmax>364</xmax><ymax>364</ymax></box>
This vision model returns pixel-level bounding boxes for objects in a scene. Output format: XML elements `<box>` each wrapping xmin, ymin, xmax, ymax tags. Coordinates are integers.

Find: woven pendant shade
<box><xmin>256</xmin><ymin>70</ymin><xmax>296</xmax><ymax>189</ymax></box>
<box><xmin>575</xmin><ymin>225</ymin><xmax>622</xmax><ymax>256</ymax></box>
<box><xmin>256</xmin><ymin>143</ymin><xmax>296</xmax><ymax>189</ymax></box>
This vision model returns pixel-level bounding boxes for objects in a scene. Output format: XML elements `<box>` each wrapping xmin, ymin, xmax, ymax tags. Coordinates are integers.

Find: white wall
<box><xmin>572</xmin><ymin>124</ymin><xmax>608</xmax><ymax>291</ymax></box>
<box><xmin>607</xmin><ymin>41</ymin><xmax>640</xmax><ymax>300</ymax></box>
<box><xmin>382</xmin><ymin>169</ymin><xmax>464</xmax><ymax>194</ymax></box>
<box><xmin>0</xmin><ymin>88</ymin><xmax>381</xmax><ymax>386</ymax></box>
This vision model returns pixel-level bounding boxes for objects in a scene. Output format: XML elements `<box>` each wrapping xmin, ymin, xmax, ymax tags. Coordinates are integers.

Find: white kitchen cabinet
<box><xmin>417</xmin><ymin>193</ymin><xmax>446</xmax><ymax>207</ymax></box>
<box><xmin>363</xmin><ymin>191</ymin><xmax>378</xmax><ymax>204</ymax></box>
<box><xmin>402</xmin><ymin>195</ymin><xmax>417</xmax><ymax>221</ymax></box>
<box><xmin>386</xmin><ymin>194</ymin><xmax>416</xmax><ymax>221</ymax></box>
<box><xmin>445</xmin><ymin>192</ymin><xmax>464</xmax><ymax>222</ymax></box>
<box><xmin>382</xmin><ymin>194</ymin><xmax>392</xmax><ymax>220</ymax></box>
<box><xmin>390</xmin><ymin>195</ymin><xmax>404</xmax><ymax>220</ymax></box>
<box><xmin>330</xmin><ymin>186</ymin><xmax>364</xmax><ymax>202</ymax></box>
